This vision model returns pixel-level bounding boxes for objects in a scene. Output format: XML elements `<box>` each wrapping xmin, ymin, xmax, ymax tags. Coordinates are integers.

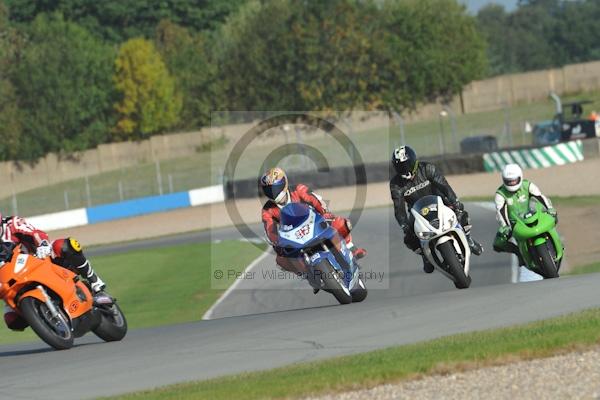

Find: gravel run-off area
<box><xmin>305</xmin><ymin>347</ymin><xmax>600</xmax><ymax>400</ymax></box>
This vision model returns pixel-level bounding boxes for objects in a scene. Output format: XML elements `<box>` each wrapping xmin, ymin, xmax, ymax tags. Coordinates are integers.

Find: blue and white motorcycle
<box><xmin>277</xmin><ymin>203</ymin><xmax>367</xmax><ymax>304</ymax></box>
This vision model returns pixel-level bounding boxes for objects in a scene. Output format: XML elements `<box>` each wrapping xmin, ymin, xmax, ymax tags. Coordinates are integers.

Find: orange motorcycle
<box><xmin>0</xmin><ymin>243</ymin><xmax>127</xmax><ymax>350</ymax></box>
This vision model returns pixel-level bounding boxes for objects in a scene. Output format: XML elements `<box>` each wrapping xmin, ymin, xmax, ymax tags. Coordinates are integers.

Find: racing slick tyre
<box><xmin>351</xmin><ymin>278</ymin><xmax>368</xmax><ymax>303</ymax></box>
<box><xmin>535</xmin><ymin>242</ymin><xmax>559</xmax><ymax>279</ymax></box>
<box><xmin>316</xmin><ymin>260</ymin><xmax>352</xmax><ymax>304</ymax></box>
<box><xmin>20</xmin><ymin>296</ymin><xmax>74</xmax><ymax>350</ymax></box>
<box><xmin>92</xmin><ymin>302</ymin><xmax>128</xmax><ymax>342</ymax></box>
<box><xmin>437</xmin><ymin>241</ymin><xmax>471</xmax><ymax>289</ymax></box>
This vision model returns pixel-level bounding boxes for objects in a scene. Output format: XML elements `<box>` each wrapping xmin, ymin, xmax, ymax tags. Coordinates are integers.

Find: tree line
<box><xmin>477</xmin><ymin>0</ymin><xmax>600</xmax><ymax>75</ymax></box>
<box><xmin>0</xmin><ymin>0</ymin><xmax>596</xmax><ymax>162</ymax></box>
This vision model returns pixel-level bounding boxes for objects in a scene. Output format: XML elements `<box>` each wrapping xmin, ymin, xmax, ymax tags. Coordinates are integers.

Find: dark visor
<box><xmin>263</xmin><ymin>181</ymin><xmax>286</xmax><ymax>200</ymax></box>
<box><xmin>503</xmin><ymin>177</ymin><xmax>521</xmax><ymax>186</ymax></box>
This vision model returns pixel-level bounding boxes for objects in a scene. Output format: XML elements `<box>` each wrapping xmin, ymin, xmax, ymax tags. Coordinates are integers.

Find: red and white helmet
<box><xmin>502</xmin><ymin>163</ymin><xmax>523</xmax><ymax>192</ymax></box>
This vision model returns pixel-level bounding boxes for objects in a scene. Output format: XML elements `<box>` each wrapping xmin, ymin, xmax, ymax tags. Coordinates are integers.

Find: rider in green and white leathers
<box><xmin>493</xmin><ymin>164</ymin><xmax>557</xmax><ymax>262</ymax></box>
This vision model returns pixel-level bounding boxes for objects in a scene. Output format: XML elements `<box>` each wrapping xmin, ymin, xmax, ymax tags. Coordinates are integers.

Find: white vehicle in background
<box><xmin>411</xmin><ymin>195</ymin><xmax>472</xmax><ymax>289</ymax></box>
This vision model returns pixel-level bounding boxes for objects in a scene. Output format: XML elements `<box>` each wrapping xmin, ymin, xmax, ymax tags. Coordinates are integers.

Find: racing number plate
<box><xmin>295</xmin><ymin>223</ymin><xmax>311</xmax><ymax>239</ymax></box>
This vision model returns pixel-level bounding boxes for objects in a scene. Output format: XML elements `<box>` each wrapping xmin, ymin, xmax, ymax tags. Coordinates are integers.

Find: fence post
<box><xmin>64</xmin><ymin>190</ymin><xmax>70</xmax><ymax>210</ymax></box>
<box><xmin>155</xmin><ymin>160</ymin><xmax>163</xmax><ymax>196</ymax></box>
<box><xmin>441</xmin><ymin>106</ymin><xmax>457</xmax><ymax>153</ymax></box>
<box><xmin>168</xmin><ymin>174</ymin><xmax>174</xmax><ymax>193</ymax></box>
<box><xmin>11</xmin><ymin>192</ymin><xmax>17</xmax><ymax>215</ymax></box>
<box><xmin>392</xmin><ymin>111</ymin><xmax>406</xmax><ymax>147</ymax></box>
<box><xmin>294</xmin><ymin>125</ymin><xmax>308</xmax><ymax>169</ymax></box>
<box><xmin>504</xmin><ymin>106</ymin><xmax>513</xmax><ymax>147</ymax></box>
<box><xmin>438</xmin><ymin>113</ymin><xmax>447</xmax><ymax>155</ymax></box>
<box><xmin>118</xmin><ymin>181</ymin><xmax>124</xmax><ymax>201</ymax></box>
<box><xmin>85</xmin><ymin>175</ymin><xmax>92</xmax><ymax>207</ymax></box>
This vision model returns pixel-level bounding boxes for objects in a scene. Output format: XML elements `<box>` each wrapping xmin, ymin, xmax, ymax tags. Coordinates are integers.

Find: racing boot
<box><xmin>352</xmin><ymin>247</ymin><xmax>367</xmax><ymax>260</ymax></box>
<box><xmin>466</xmin><ymin>234</ymin><xmax>483</xmax><ymax>256</ymax></box>
<box><xmin>416</xmin><ymin>248</ymin><xmax>434</xmax><ymax>273</ymax></box>
<box><xmin>422</xmin><ymin>256</ymin><xmax>434</xmax><ymax>274</ymax></box>
<box><xmin>460</xmin><ymin>214</ymin><xmax>483</xmax><ymax>256</ymax></box>
<box><xmin>348</xmin><ymin>242</ymin><xmax>367</xmax><ymax>260</ymax></box>
<box><xmin>463</xmin><ymin>225</ymin><xmax>483</xmax><ymax>256</ymax></box>
<box><xmin>3</xmin><ymin>305</ymin><xmax>28</xmax><ymax>331</ymax></box>
<box><xmin>507</xmin><ymin>242</ymin><xmax>526</xmax><ymax>267</ymax></box>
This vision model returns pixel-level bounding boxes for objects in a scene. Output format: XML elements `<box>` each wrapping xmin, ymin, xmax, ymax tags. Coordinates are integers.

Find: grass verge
<box><xmin>0</xmin><ymin>240</ymin><xmax>265</xmax><ymax>345</ymax></box>
<box><xmin>567</xmin><ymin>262</ymin><xmax>600</xmax><ymax>275</ymax></box>
<box><xmin>106</xmin><ymin>308</ymin><xmax>600</xmax><ymax>400</ymax></box>
<box><xmin>464</xmin><ymin>195</ymin><xmax>600</xmax><ymax>207</ymax></box>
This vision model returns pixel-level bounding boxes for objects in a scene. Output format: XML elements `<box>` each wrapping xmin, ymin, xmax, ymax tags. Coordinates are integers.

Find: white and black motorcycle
<box><xmin>410</xmin><ymin>195</ymin><xmax>472</xmax><ymax>289</ymax></box>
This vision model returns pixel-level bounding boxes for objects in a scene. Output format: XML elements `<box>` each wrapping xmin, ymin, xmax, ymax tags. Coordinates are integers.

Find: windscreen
<box><xmin>412</xmin><ymin>195</ymin><xmax>440</xmax><ymax>224</ymax></box>
<box><xmin>279</xmin><ymin>203</ymin><xmax>310</xmax><ymax>230</ymax></box>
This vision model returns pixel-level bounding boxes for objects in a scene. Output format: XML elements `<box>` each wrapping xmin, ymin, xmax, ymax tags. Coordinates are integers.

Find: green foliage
<box><xmin>4</xmin><ymin>0</ymin><xmax>247</xmax><ymax>42</ymax></box>
<box><xmin>113</xmin><ymin>38</ymin><xmax>182</xmax><ymax>138</ymax></box>
<box><xmin>217</xmin><ymin>0</ymin><xmax>486</xmax><ymax>114</ymax></box>
<box><xmin>154</xmin><ymin>20</ymin><xmax>219</xmax><ymax>129</ymax></box>
<box><xmin>374</xmin><ymin>0</ymin><xmax>487</xmax><ymax>111</ymax></box>
<box><xmin>0</xmin><ymin>2</ymin><xmax>23</xmax><ymax>160</ymax></box>
<box><xmin>10</xmin><ymin>13</ymin><xmax>114</xmax><ymax>160</ymax></box>
<box><xmin>478</xmin><ymin>0</ymin><xmax>600</xmax><ymax>75</ymax></box>
<box><xmin>4</xmin><ymin>0</ymin><xmax>575</xmax><ymax>162</ymax></box>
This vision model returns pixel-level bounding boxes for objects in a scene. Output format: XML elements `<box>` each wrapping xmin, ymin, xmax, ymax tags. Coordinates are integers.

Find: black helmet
<box><xmin>391</xmin><ymin>146</ymin><xmax>418</xmax><ymax>180</ymax></box>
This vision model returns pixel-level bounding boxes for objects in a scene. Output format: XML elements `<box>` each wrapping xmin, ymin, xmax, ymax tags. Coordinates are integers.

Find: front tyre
<box><xmin>535</xmin><ymin>242</ymin><xmax>559</xmax><ymax>279</ymax></box>
<box><xmin>19</xmin><ymin>297</ymin><xmax>73</xmax><ymax>350</ymax></box>
<box><xmin>316</xmin><ymin>260</ymin><xmax>352</xmax><ymax>304</ymax></box>
<box><xmin>92</xmin><ymin>303</ymin><xmax>128</xmax><ymax>342</ymax></box>
<box><xmin>437</xmin><ymin>241</ymin><xmax>471</xmax><ymax>289</ymax></box>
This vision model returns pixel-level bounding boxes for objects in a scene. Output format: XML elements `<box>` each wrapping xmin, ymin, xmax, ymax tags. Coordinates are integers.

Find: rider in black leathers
<box><xmin>389</xmin><ymin>146</ymin><xmax>483</xmax><ymax>273</ymax></box>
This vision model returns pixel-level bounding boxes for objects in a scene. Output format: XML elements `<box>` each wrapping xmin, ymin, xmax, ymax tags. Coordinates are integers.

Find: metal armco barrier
<box><xmin>225</xmin><ymin>153</ymin><xmax>485</xmax><ymax>200</ymax></box>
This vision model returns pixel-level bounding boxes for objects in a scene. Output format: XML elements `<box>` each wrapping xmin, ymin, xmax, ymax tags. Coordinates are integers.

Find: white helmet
<box><xmin>502</xmin><ymin>163</ymin><xmax>523</xmax><ymax>192</ymax></box>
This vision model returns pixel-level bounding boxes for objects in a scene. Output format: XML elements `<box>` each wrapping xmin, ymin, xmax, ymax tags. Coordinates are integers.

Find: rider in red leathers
<box><xmin>1</xmin><ymin>214</ymin><xmax>106</xmax><ymax>331</ymax></box>
<box><xmin>261</xmin><ymin>167</ymin><xmax>366</xmax><ymax>278</ymax></box>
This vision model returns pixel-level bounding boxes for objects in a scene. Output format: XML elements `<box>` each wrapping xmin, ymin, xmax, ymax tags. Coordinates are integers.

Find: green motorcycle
<box><xmin>511</xmin><ymin>201</ymin><xmax>564</xmax><ymax>279</ymax></box>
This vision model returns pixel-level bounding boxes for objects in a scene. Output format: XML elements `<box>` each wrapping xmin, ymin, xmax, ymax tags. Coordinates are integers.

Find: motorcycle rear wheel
<box><xmin>20</xmin><ymin>297</ymin><xmax>73</xmax><ymax>350</ymax></box>
<box><xmin>535</xmin><ymin>242</ymin><xmax>559</xmax><ymax>279</ymax></box>
<box><xmin>437</xmin><ymin>241</ymin><xmax>471</xmax><ymax>289</ymax></box>
<box><xmin>93</xmin><ymin>302</ymin><xmax>128</xmax><ymax>342</ymax></box>
<box><xmin>351</xmin><ymin>278</ymin><xmax>368</xmax><ymax>303</ymax></box>
<box><xmin>316</xmin><ymin>260</ymin><xmax>352</xmax><ymax>304</ymax></box>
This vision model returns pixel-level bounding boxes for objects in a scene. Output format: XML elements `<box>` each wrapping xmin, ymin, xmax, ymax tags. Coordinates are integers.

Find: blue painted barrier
<box><xmin>86</xmin><ymin>191</ymin><xmax>191</xmax><ymax>224</ymax></box>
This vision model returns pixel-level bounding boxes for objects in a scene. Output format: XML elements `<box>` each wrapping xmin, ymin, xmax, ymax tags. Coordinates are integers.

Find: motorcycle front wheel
<box><xmin>20</xmin><ymin>297</ymin><xmax>73</xmax><ymax>350</ymax></box>
<box><xmin>535</xmin><ymin>242</ymin><xmax>559</xmax><ymax>279</ymax></box>
<box><xmin>437</xmin><ymin>241</ymin><xmax>471</xmax><ymax>289</ymax></box>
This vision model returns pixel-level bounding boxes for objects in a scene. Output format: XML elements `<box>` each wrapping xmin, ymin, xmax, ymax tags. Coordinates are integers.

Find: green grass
<box><xmin>463</xmin><ymin>195</ymin><xmax>600</xmax><ymax>206</ymax></box>
<box><xmin>567</xmin><ymin>262</ymin><xmax>600</xmax><ymax>276</ymax></box>
<box><xmin>106</xmin><ymin>308</ymin><xmax>600</xmax><ymax>400</ymax></box>
<box><xmin>0</xmin><ymin>240</ymin><xmax>265</xmax><ymax>345</ymax></box>
<box><xmin>3</xmin><ymin>90</ymin><xmax>600</xmax><ymax>216</ymax></box>
<box><xmin>550</xmin><ymin>195</ymin><xmax>600</xmax><ymax>207</ymax></box>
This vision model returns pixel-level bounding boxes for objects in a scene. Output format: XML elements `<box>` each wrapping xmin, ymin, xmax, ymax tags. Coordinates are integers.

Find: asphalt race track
<box><xmin>1</xmin><ymin>204</ymin><xmax>596</xmax><ymax>400</ymax></box>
